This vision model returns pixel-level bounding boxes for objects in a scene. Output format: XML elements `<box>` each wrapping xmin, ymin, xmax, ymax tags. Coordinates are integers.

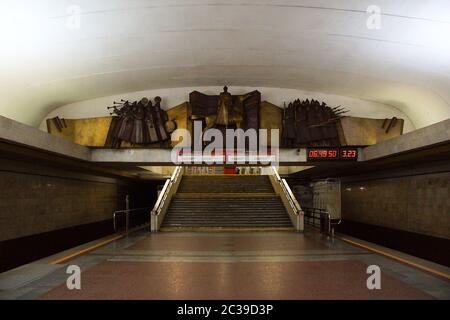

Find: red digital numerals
<box><xmin>340</xmin><ymin>149</ymin><xmax>357</xmax><ymax>159</ymax></box>
<box><xmin>307</xmin><ymin>148</ymin><xmax>358</xmax><ymax>160</ymax></box>
<box><xmin>308</xmin><ymin>149</ymin><xmax>338</xmax><ymax>159</ymax></box>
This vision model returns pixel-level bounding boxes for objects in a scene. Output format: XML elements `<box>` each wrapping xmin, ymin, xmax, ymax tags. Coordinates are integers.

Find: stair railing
<box><xmin>303</xmin><ymin>207</ymin><xmax>341</xmax><ymax>237</ymax></box>
<box><xmin>113</xmin><ymin>206</ymin><xmax>154</xmax><ymax>233</ymax></box>
<box><xmin>150</xmin><ymin>166</ymin><xmax>183</xmax><ymax>232</ymax></box>
<box><xmin>269</xmin><ymin>166</ymin><xmax>304</xmax><ymax>231</ymax></box>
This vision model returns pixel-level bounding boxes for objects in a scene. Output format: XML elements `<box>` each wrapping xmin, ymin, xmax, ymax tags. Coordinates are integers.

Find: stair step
<box><xmin>169</xmin><ymin>208</ymin><xmax>284</xmax><ymax>210</ymax></box>
<box><xmin>164</xmin><ymin>224</ymin><xmax>292</xmax><ymax>226</ymax></box>
<box><xmin>177</xmin><ymin>176</ymin><xmax>274</xmax><ymax>194</ymax></box>
<box><xmin>160</xmin><ymin>227</ymin><xmax>295</xmax><ymax>232</ymax></box>
<box><xmin>164</xmin><ymin>218</ymin><xmax>291</xmax><ymax>220</ymax></box>
<box><xmin>161</xmin><ymin>175</ymin><xmax>294</xmax><ymax>230</ymax></box>
<box><xmin>167</xmin><ymin>211</ymin><xmax>288</xmax><ymax>214</ymax></box>
<box><xmin>168</xmin><ymin>210</ymin><xmax>286</xmax><ymax>217</ymax></box>
<box><xmin>164</xmin><ymin>222</ymin><xmax>292</xmax><ymax>225</ymax></box>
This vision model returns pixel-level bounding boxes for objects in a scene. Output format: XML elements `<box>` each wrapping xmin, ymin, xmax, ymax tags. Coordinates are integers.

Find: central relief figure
<box><xmin>216</xmin><ymin>86</ymin><xmax>235</xmax><ymax>127</ymax></box>
<box><xmin>189</xmin><ymin>86</ymin><xmax>261</xmax><ymax>136</ymax></box>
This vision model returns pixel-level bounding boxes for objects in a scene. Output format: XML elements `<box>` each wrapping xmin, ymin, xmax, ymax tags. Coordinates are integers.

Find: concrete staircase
<box><xmin>161</xmin><ymin>175</ymin><xmax>293</xmax><ymax>231</ymax></box>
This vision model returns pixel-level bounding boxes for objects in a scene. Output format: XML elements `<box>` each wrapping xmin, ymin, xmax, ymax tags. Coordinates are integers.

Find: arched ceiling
<box><xmin>1</xmin><ymin>0</ymin><xmax>449</xmax><ymax>128</ymax></box>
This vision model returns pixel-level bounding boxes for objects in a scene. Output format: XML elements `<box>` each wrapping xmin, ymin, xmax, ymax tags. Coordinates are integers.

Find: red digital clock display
<box><xmin>340</xmin><ymin>148</ymin><xmax>358</xmax><ymax>159</ymax></box>
<box><xmin>307</xmin><ymin>149</ymin><xmax>338</xmax><ymax>159</ymax></box>
<box><xmin>307</xmin><ymin>148</ymin><xmax>358</xmax><ymax>161</ymax></box>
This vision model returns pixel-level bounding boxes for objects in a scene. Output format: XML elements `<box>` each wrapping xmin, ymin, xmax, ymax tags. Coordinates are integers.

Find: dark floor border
<box><xmin>0</xmin><ymin>219</ymin><xmax>114</xmax><ymax>273</ymax></box>
<box><xmin>336</xmin><ymin>219</ymin><xmax>450</xmax><ymax>267</ymax></box>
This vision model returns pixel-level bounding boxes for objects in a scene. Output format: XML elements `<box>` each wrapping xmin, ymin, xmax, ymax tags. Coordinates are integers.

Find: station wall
<box><xmin>0</xmin><ymin>157</ymin><xmax>158</xmax><ymax>272</ymax></box>
<box><xmin>339</xmin><ymin>160</ymin><xmax>450</xmax><ymax>266</ymax></box>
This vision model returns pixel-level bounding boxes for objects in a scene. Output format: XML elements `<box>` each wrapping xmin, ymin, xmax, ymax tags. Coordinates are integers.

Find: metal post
<box><xmin>125</xmin><ymin>195</ymin><xmax>130</xmax><ymax>233</ymax></box>
<box><xmin>328</xmin><ymin>213</ymin><xmax>331</xmax><ymax>236</ymax></box>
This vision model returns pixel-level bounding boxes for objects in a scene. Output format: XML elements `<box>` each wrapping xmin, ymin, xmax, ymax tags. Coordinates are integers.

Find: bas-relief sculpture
<box><xmin>46</xmin><ymin>86</ymin><xmax>404</xmax><ymax>148</ymax></box>
<box><xmin>105</xmin><ymin>96</ymin><xmax>174</xmax><ymax>148</ymax></box>
<box><xmin>281</xmin><ymin>99</ymin><xmax>349</xmax><ymax>147</ymax></box>
<box><xmin>188</xmin><ymin>86</ymin><xmax>261</xmax><ymax>147</ymax></box>
<box><xmin>189</xmin><ymin>86</ymin><xmax>260</xmax><ymax>133</ymax></box>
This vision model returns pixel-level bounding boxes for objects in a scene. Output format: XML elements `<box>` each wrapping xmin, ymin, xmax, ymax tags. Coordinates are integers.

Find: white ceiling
<box><xmin>1</xmin><ymin>0</ymin><xmax>450</xmax><ymax>128</ymax></box>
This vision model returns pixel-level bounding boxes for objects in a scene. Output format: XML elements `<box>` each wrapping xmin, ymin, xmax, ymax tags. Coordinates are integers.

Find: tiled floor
<box><xmin>0</xmin><ymin>228</ymin><xmax>449</xmax><ymax>300</ymax></box>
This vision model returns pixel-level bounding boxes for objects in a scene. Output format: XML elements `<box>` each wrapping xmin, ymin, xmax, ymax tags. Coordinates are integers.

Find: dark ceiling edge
<box><xmin>0</xmin><ymin>140</ymin><xmax>155</xmax><ymax>182</ymax></box>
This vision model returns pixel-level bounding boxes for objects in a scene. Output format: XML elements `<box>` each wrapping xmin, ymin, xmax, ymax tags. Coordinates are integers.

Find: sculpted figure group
<box><xmin>282</xmin><ymin>99</ymin><xmax>348</xmax><ymax>147</ymax></box>
<box><xmin>104</xmin><ymin>87</ymin><xmax>348</xmax><ymax>149</ymax></box>
<box><xmin>106</xmin><ymin>96</ymin><xmax>174</xmax><ymax>148</ymax></box>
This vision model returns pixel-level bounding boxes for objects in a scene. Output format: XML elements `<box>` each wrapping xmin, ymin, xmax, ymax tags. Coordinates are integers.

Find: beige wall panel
<box><xmin>259</xmin><ymin>101</ymin><xmax>282</xmax><ymax>146</ymax></box>
<box><xmin>47</xmin><ymin>117</ymin><xmax>112</xmax><ymax>147</ymax></box>
<box><xmin>339</xmin><ymin>116</ymin><xmax>404</xmax><ymax>146</ymax></box>
<box><xmin>342</xmin><ymin>172</ymin><xmax>450</xmax><ymax>239</ymax></box>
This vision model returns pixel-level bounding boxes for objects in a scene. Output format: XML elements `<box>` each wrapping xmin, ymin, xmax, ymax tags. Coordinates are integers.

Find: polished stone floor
<box><xmin>0</xmin><ymin>228</ymin><xmax>449</xmax><ymax>300</ymax></box>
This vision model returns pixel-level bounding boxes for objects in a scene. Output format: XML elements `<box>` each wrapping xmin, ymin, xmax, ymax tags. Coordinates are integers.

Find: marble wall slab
<box><xmin>342</xmin><ymin>172</ymin><xmax>450</xmax><ymax>239</ymax></box>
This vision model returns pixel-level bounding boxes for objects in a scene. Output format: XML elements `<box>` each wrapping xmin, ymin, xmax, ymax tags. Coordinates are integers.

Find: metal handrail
<box><xmin>330</xmin><ymin>218</ymin><xmax>342</xmax><ymax>237</ymax></box>
<box><xmin>303</xmin><ymin>207</ymin><xmax>328</xmax><ymax>225</ymax></box>
<box><xmin>151</xmin><ymin>179</ymin><xmax>170</xmax><ymax>215</ymax></box>
<box><xmin>282</xmin><ymin>179</ymin><xmax>302</xmax><ymax>214</ymax></box>
<box><xmin>303</xmin><ymin>207</ymin><xmax>341</xmax><ymax>236</ymax></box>
<box><xmin>113</xmin><ymin>206</ymin><xmax>153</xmax><ymax>233</ymax></box>
<box><xmin>151</xmin><ymin>166</ymin><xmax>182</xmax><ymax>217</ymax></box>
<box><xmin>271</xmin><ymin>166</ymin><xmax>303</xmax><ymax>216</ymax></box>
